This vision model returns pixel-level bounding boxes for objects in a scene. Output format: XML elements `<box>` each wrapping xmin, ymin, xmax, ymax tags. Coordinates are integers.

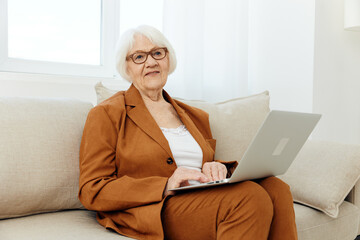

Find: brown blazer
<box><xmin>78</xmin><ymin>84</ymin><xmax>236</xmax><ymax>240</ymax></box>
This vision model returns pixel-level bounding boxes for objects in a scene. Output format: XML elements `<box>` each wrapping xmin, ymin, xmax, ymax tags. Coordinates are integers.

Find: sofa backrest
<box><xmin>0</xmin><ymin>97</ymin><xmax>93</xmax><ymax>219</ymax></box>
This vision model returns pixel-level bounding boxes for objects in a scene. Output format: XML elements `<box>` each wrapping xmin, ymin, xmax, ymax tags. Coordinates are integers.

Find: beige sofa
<box><xmin>0</xmin><ymin>89</ymin><xmax>359</xmax><ymax>240</ymax></box>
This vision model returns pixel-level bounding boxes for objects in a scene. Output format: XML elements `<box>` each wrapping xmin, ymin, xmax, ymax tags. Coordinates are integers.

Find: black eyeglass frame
<box><xmin>126</xmin><ymin>47</ymin><xmax>168</xmax><ymax>64</ymax></box>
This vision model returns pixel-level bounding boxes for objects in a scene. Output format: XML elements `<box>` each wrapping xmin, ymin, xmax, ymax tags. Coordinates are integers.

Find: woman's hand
<box><xmin>202</xmin><ymin>162</ymin><xmax>227</xmax><ymax>182</ymax></box>
<box><xmin>163</xmin><ymin>167</ymin><xmax>209</xmax><ymax>197</ymax></box>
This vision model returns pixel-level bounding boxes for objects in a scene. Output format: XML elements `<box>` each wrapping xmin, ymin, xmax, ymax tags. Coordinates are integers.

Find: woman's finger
<box><xmin>220</xmin><ymin>165</ymin><xmax>226</xmax><ymax>179</ymax></box>
<box><xmin>202</xmin><ymin>164</ymin><xmax>213</xmax><ymax>181</ymax></box>
<box><xmin>203</xmin><ymin>162</ymin><xmax>228</xmax><ymax>181</ymax></box>
<box><xmin>212</xmin><ymin>165</ymin><xmax>220</xmax><ymax>181</ymax></box>
<box><xmin>219</xmin><ymin>165</ymin><xmax>226</xmax><ymax>180</ymax></box>
<box><xmin>176</xmin><ymin>167</ymin><xmax>209</xmax><ymax>184</ymax></box>
<box><xmin>165</xmin><ymin>168</ymin><xmax>210</xmax><ymax>197</ymax></box>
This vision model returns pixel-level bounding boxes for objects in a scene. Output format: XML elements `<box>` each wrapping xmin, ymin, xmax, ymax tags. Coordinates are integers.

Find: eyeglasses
<box><xmin>126</xmin><ymin>47</ymin><xmax>168</xmax><ymax>64</ymax></box>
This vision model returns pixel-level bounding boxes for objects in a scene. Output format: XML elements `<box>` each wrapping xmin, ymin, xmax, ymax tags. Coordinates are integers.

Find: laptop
<box><xmin>170</xmin><ymin>110</ymin><xmax>321</xmax><ymax>191</ymax></box>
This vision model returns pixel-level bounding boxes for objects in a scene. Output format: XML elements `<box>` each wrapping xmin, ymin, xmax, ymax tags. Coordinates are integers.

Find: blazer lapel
<box><xmin>163</xmin><ymin>91</ymin><xmax>212</xmax><ymax>166</ymax></box>
<box><xmin>124</xmin><ymin>84</ymin><xmax>174</xmax><ymax>160</ymax></box>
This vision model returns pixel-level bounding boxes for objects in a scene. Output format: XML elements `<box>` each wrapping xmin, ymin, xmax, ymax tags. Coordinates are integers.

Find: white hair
<box><xmin>115</xmin><ymin>25</ymin><xmax>177</xmax><ymax>82</ymax></box>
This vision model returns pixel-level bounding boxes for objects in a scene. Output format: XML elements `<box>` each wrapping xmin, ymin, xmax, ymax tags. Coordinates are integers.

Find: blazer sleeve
<box><xmin>78</xmin><ymin>106</ymin><xmax>168</xmax><ymax>212</ymax></box>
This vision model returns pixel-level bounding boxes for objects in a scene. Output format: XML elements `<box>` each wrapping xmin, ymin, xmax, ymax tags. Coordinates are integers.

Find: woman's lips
<box><xmin>145</xmin><ymin>71</ymin><xmax>160</xmax><ymax>76</ymax></box>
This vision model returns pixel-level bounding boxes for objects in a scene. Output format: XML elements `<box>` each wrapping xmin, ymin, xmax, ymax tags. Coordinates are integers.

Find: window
<box><xmin>8</xmin><ymin>0</ymin><xmax>101</xmax><ymax>65</ymax></box>
<box><xmin>0</xmin><ymin>0</ymin><xmax>164</xmax><ymax>78</ymax></box>
<box><xmin>0</xmin><ymin>0</ymin><xmax>117</xmax><ymax>77</ymax></box>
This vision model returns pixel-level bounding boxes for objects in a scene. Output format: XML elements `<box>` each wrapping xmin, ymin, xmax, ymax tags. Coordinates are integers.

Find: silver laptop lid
<box><xmin>229</xmin><ymin>110</ymin><xmax>321</xmax><ymax>183</ymax></box>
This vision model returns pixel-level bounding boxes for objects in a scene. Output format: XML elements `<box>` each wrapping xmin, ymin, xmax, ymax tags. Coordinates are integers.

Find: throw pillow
<box><xmin>95</xmin><ymin>82</ymin><xmax>129</xmax><ymax>104</ymax></box>
<box><xmin>278</xmin><ymin>140</ymin><xmax>360</xmax><ymax>218</ymax></box>
<box><xmin>178</xmin><ymin>94</ymin><xmax>270</xmax><ymax>161</ymax></box>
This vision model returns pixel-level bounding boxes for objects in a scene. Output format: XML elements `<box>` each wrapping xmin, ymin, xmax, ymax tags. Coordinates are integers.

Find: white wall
<box><xmin>248</xmin><ymin>0</ymin><xmax>315</xmax><ymax>113</ymax></box>
<box><xmin>312</xmin><ymin>0</ymin><xmax>360</xmax><ymax>144</ymax></box>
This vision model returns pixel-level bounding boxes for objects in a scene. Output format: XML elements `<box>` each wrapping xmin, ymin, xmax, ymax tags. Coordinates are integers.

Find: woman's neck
<box><xmin>137</xmin><ymin>87</ymin><xmax>166</xmax><ymax>103</ymax></box>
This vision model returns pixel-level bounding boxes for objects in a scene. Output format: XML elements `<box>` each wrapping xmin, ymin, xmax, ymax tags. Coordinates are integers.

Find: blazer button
<box><xmin>167</xmin><ymin>158</ymin><xmax>174</xmax><ymax>165</ymax></box>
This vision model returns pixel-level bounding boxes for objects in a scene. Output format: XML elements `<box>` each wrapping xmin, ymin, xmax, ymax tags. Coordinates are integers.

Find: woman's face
<box><xmin>126</xmin><ymin>35</ymin><xmax>170</xmax><ymax>94</ymax></box>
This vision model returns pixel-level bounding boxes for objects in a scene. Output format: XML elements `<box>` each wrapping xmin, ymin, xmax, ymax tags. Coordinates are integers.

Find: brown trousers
<box><xmin>161</xmin><ymin>176</ymin><xmax>298</xmax><ymax>240</ymax></box>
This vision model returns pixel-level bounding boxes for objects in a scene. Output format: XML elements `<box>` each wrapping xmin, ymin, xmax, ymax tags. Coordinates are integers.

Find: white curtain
<box><xmin>162</xmin><ymin>0</ymin><xmax>250</xmax><ymax>102</ymax></box>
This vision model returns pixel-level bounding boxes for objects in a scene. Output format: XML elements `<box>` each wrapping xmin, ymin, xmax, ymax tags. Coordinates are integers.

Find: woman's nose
<box><xmin>145</xmin><ymin>55</ymin><xmax>158</xmax><ymax>67</ymax></box>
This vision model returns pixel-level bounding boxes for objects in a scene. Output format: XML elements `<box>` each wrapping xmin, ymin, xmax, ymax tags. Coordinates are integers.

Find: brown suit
<box><xmin>78</xmin><ymin>84</ymin><xmax>237</xmax><ymax>239</ymax></box>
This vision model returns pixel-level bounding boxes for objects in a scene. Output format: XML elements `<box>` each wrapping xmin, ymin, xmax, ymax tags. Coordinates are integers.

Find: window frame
<box><xmin>0</xmin><ymin>0</ymin><xmax>120</xmax><ymax>78</ymax></box>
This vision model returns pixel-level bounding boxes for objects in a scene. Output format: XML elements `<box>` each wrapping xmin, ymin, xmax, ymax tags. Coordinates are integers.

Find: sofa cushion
<box><xmin>95</xmin><ymin>81</ymin><xmax>270</xmax><ymax>162</ymax></box>
<box><xmin>0</xmin><ymin>210</ymin><xmax>132</xmax><ymax>240</ymax></box>
<box><xmin>0</xmin><ymin>97</ymin><xmax>93</xmax><ymax>219</ymax></box>
<box><xmin>0</xmin><ymin>203</ymin><xmax>357</xmax><ymax>240</ymax></box>
<box><xmin>294</xmin><ymin>201</ymin><xmax>360</xmax><ymax>240</ymax></box>
<box><xmin>279</xmin><ymin>140</ymin><xmax>360</xmax><ymax>218</ymax></box>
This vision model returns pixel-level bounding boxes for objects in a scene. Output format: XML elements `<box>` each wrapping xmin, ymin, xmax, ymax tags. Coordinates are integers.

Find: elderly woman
<box><xmin>78</xmin><ymin>25</ymin><xmax>298</xmax><ymax>240</ymax></box>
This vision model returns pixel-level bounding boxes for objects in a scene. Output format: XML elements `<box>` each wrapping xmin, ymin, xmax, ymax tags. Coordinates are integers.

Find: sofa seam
<box><xmin>297</xmin><ymin>207</ymin><xmax>360</xmax><ymax>232</ymax></box>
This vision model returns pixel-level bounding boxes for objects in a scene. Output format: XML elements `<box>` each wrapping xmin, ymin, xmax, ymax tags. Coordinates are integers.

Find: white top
<box><xmin>160</xmin><ymin>125</ymin><xmax>203</xmax><ymax>185</ymax></box>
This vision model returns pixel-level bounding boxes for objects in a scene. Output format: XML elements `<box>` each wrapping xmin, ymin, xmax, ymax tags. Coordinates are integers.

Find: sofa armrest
<box><xmin>346</xmin><ymin>180</ymin><xmax>360</xmax><ymax>207</ymax></box>
<box><xmin>346</xmin><ymin>180</ymin><xmax>360</xmax><ymax>235</ymax></box>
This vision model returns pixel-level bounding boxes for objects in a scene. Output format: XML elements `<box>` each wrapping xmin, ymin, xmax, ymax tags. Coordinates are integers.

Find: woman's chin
<box><xmin>143</xmin><ymin>78</ymin><xmax>167</xmax><ymax>90</ymax></box>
